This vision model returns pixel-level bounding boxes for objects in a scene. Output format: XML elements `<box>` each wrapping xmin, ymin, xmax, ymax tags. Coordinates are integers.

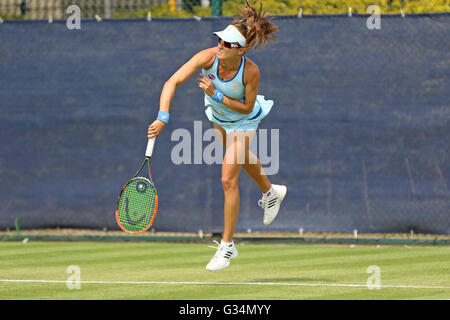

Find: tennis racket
<box><xmin>115</xmin><ymin>137</ymin><xmax>158</xmax><ymax>234</ymax></box>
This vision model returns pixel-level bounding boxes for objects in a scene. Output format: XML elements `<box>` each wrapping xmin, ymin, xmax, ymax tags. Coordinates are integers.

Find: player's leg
<box><xmin>229</xmin><ymin>130</ymin><xmax>287</xmax><ymax>225</ymax></box>
<box><xmin>206</xmin><ymin>130</ymin><xmax>242</xmax><ymax>271</ymax></box>
<box><xmin>241</xmin><ymin>142</ymin><xmax>272</xmax><ymax>194</ymax></box>
<box><xmin>207</xmin><ymin>126</ymin><xmax>286</xmax><ymax>271</ymax></box>
<box><xmin>214</xmin><ymin>124</ymin><xmax>287</xmax><ymax>225</ymax></box>
<box><xmin>213</xmin><ymin>124</ymin><xmax>271</xmax><ymax>194</ymax></box>
<box><xmin>221</xmin><ymin>135</ymin><xmax>243</xmax><ymax>242</ymax></box>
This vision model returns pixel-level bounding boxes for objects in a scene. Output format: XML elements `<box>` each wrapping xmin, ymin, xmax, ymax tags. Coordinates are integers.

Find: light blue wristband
<box><xmin>212</xmin><ymin>89</ymin><xmax>224</xmax><ymax>103</ymax></box>
<box><xmin>157</xmin><ymin>110</ymin><xmax>170</xmax><ymax>124</ymax></box>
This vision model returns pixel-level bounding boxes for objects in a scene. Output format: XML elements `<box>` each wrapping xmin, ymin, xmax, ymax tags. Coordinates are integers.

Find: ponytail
<box><xmin>232</xmin><ymin>0</ymin><xmax>279</xmax><ymax>51</ymax></box>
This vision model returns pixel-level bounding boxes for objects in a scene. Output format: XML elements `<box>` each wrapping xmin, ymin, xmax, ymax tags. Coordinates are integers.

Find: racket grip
<box><xmin>145</xmin><ymin>137</ymin><xmax>156</xmax><ymax>158</ymax></box>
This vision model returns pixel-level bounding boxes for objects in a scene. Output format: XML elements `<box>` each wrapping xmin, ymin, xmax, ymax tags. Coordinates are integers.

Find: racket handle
<box><xmin>145</xmin><ymin>137</ymin><xmax>156</xmax><ymax>158</ymax></box>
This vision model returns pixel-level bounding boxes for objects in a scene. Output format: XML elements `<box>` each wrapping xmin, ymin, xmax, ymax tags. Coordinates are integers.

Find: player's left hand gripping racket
<box><xmin>116</xmin><ymin>137</ymin><xmax>158</xmax><ymax>234</ymax></box>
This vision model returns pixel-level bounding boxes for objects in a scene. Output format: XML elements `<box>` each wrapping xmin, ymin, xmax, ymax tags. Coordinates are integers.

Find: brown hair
<box><xmin>232</xmin><ymin>0</ymin><xmax>279</xmax><ymax>50</ymax></box>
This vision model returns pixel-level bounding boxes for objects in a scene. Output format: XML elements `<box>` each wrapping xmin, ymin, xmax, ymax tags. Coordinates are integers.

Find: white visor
<box><xmin>213</xmin><ymin>25</ymin><xmax>246</xmax><ymax>47</ymax></box>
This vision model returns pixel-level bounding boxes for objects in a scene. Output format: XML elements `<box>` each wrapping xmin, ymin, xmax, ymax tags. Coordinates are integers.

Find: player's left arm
<box><xmin>198</xmin><ymin>61</ymin><xmax>260</xmax><ymax>115</ymax></box>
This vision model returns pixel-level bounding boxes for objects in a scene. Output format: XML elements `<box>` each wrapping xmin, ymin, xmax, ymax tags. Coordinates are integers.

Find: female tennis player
<box><xmin>147</xmin><ymin>0</ymin><xmax>287</xmax><ymax>271</ymax></box>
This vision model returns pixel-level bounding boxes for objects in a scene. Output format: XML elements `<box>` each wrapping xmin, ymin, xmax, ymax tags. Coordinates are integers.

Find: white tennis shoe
<box><xmin>206</xmin><ymin>240</ymin><xmax>238</xmax><ymax>271</ymax></box>
<box><xmin>258</xmin><ymin>184</ymin><xmax>287</xmax><ymax>225</ymax></box>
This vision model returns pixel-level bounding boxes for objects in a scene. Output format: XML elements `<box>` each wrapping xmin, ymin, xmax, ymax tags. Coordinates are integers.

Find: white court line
<box><xmin>0</xmin><ymin>279</ymin><xmax>449</xmax><ymax>290</ymax></box>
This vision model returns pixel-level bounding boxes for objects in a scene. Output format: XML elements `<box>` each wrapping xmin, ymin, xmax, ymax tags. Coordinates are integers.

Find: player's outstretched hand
<box><xmin>148</xmin><ymin>120</ymin><xmax>166</xmax><ymax>138</ymax></box>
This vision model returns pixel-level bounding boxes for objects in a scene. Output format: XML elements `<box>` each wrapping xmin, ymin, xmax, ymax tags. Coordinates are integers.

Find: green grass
<box><xmin>0</xmin><ymin>241</ymin><xmax>449</xmax><ymax>300</ymax></box>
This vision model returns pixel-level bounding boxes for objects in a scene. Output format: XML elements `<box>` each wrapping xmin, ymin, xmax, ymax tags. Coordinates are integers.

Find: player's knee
<box><xmin>221</xmin><ymin>176</ymin><xmax>238</xmax><ymax>192</ymax></box>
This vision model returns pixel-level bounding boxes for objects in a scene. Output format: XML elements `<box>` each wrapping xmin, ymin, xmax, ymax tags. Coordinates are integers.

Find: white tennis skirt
<box><xmin>204</xmin><ymin>95</ymin><xmax>274</xmax><ymax>135</ymax></box>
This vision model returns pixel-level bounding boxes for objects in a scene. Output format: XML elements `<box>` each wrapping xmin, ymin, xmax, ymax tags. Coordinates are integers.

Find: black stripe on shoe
<box><xmin>268</xmin><ymin>199</ymin><xmax>278</xmax><ymax>208</ymax></box>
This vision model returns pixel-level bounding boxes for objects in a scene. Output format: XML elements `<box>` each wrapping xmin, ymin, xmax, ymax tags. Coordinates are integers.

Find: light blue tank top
<box><xmin>202</xmin><ymin>56</ymin><xmax>259</xmax><ymax>122</ymax></box>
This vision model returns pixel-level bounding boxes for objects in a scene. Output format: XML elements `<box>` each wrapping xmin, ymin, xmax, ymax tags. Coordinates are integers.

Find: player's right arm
<box><xmin>148</xmin><ymin>48</ymin><xmax>217</xmax><ymax>138</ymax></box>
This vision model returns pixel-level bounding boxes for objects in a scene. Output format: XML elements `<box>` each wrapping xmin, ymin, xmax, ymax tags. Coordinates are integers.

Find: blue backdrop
<box><xmin>0</xmin><ymin>14</ymin><xmax>449</xmax><ymax>234</ymax></box>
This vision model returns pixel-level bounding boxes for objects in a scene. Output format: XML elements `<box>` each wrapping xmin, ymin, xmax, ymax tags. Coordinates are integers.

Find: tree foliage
<box><xmin>112</xmin><ymin>0</ymin><xmax>449</xmax><ymax>18</ymax></box>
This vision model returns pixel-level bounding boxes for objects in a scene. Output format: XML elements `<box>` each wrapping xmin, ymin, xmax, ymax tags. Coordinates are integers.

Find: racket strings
<box><xmin>117</xmin><ymin>178</ymin><xmax>157</xmax><ymax>233</ymax></box>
